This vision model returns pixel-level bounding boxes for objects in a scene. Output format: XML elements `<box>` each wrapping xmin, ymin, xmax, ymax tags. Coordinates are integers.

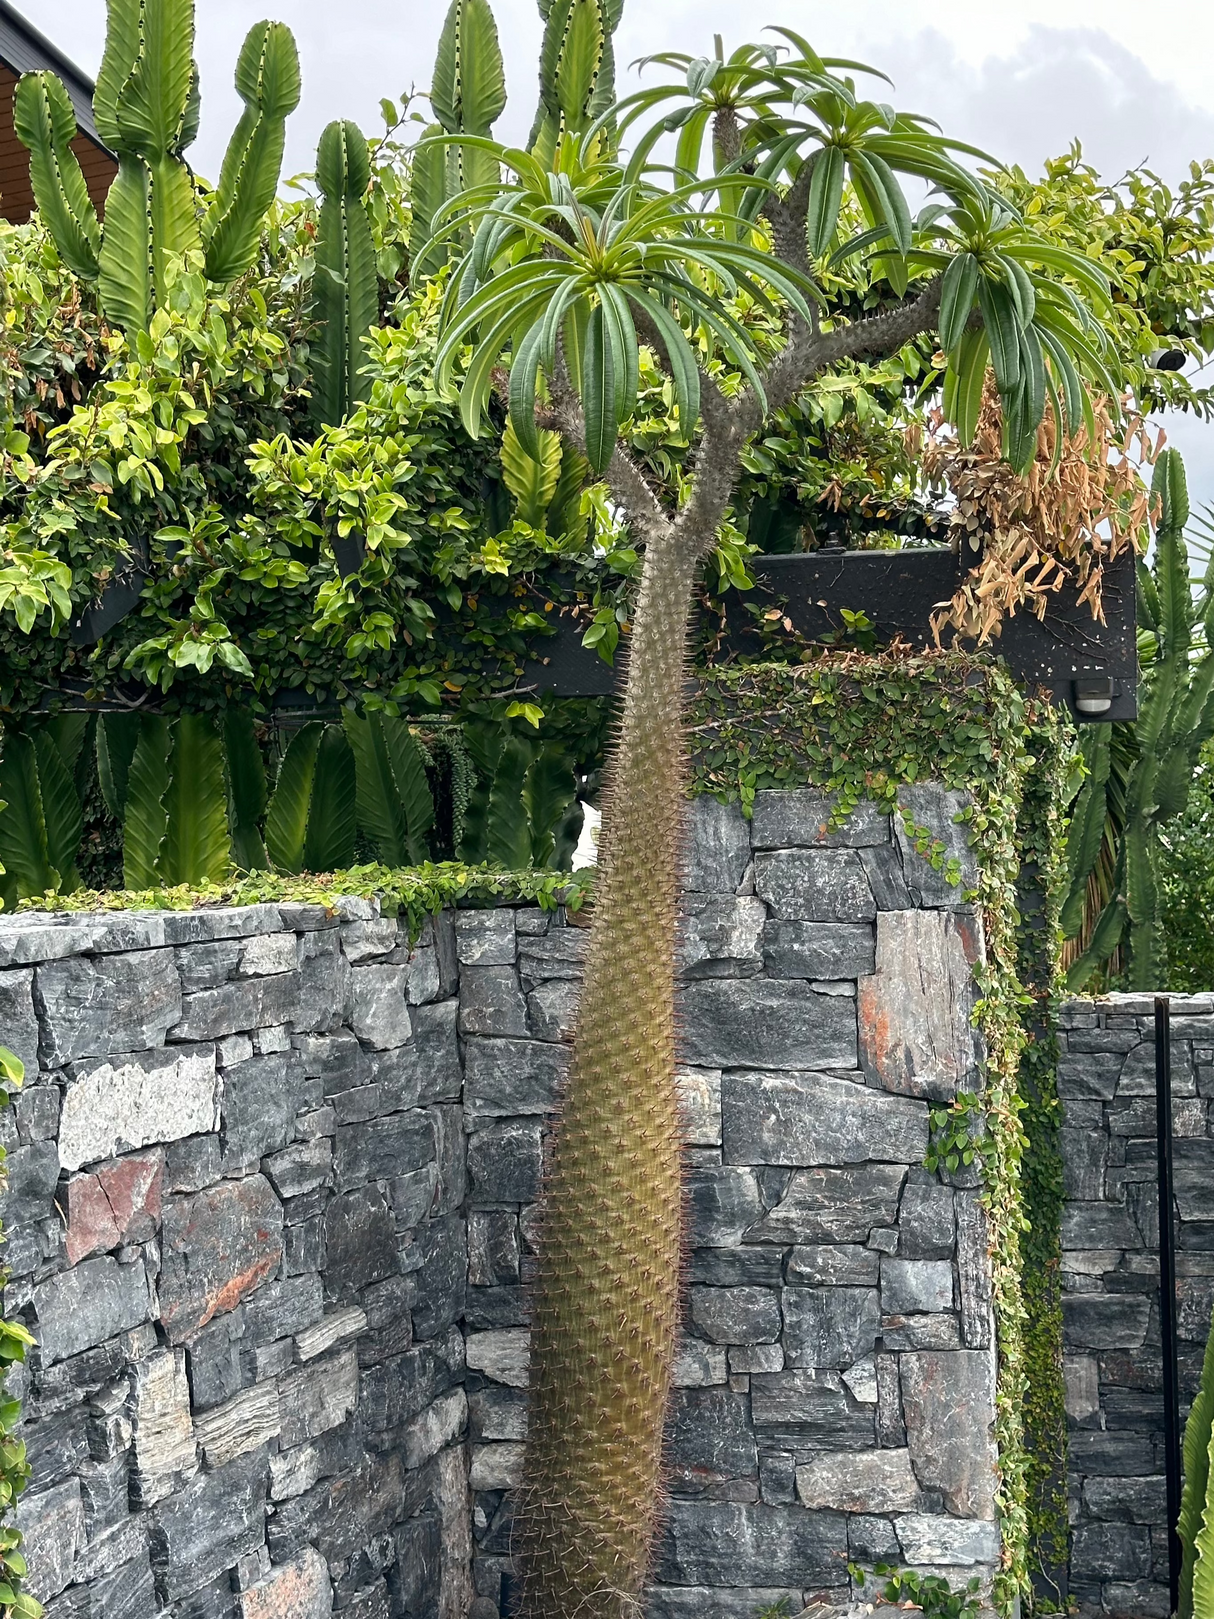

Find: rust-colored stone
<box><xmin>65</xmin><ymin>1150</ymin><xmax>164</xmax><ymax>1265</ymax></box>
<box><xmin>159</xmin><ymin>1175</ymin><xmax>284</xmax><ymax>1343</ymax></box>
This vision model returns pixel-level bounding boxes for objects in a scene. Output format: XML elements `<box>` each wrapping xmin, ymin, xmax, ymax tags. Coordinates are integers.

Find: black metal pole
<box><xmin>1156</xmin><ymin>995</ymin><xmax>1182</xmax><ymax>1617</ymax></box>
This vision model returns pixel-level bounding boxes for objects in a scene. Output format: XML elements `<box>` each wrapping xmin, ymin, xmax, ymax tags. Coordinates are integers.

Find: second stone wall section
<box><xmin>463</xmin><ymin>786</ymin><xmax>1004</xmax><ymax>1619</ymax></box>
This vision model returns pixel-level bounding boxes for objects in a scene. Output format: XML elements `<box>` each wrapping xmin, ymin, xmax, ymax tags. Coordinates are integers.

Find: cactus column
<box><xmin>515</xmin><ymin>531</ymin><xmax>696</xmax><ymax>1616</ymax></box>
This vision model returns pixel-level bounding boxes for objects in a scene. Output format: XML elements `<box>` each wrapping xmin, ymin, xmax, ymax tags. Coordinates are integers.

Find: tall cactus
<box><xmin>1063</xmin><ymin>450</ymin><xmax>1214</xmax><ymax>990</ymax></box>
<box><xmin>410</xmin><ymin>0</ymin><xmax>507</xmax><ymax>277</ymax></box>
<box><xmin>310</xmin><ymin>121</ymin><xmax>379</xmax><ymax>428</ymax></box>
<box><xmin>529</xmin><ymin>0</ymin><xmax>624</xmax><ymax>164</ymax></box>
<box><xmin>13</xmin><ymin>0</ymin><xmax>300</xmax><ymax>333</ymax></box>
<box><xmin>203</xmin><ymin>22</ymin><xmax>302</xmax><ymax>283</ymax></box>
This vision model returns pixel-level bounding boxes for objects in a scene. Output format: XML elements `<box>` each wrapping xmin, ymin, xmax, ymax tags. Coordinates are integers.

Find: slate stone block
<box><xmin>1070</xmin><ymin>1522</ymin><xmax>1152</xmax><ymax>1581</ymax></box>
<box><xmin>21</xmin><ymin>1407</ymin><xmax>89</xmax><ymax>1489</ymax></box>
<box><xmin>221</xmin><ymin>1051</ymin><xmax>307</xmax><ymax>1170</ymax></box>
<box><xmin>410</xmin><ymin>1000</ymin><xmax>463</xmax><ymax>1105</ymax></box>
<box><xmin>751</xmin><ymin>790</ymin><xmax>891</xmax><ymax>849</ymax></box>
<box><xmin>173</xmin><ymin>972</ymin><xmax>301</xmax><ymax>1043</ymax></box>
<box><xmin>38</xmin><ymin>949</ymin><xmax>182</xmax><ymax>1063</ymax></box>
<box><xmin>859</xmin><ymin>845</ymin><xmax>914</xmax><ymax>910</ymax></box>
<box><xmin>679</xmin><ymin>980</ymin><xmax>857</xmax><ymax>1070</ymax></box>
<box><xmin>33</xmin><ymin>1255</ymin><xmax>151</xmax><ymax>1365</ymax></box>
<box><xmin>656</xmin><ymin>1501</ymin><xmax>848</xmax><ymax>1586</ymax></box>
<box><xmin>60</xmin><ymin>1045</ymin><xmax>217</xmax><ymax>1171</ymax></box>
<box><xmin>899</xmin><ymin>1181</ymin><xmax>956</xmax><ymax>1258</ymax></box>
<box><xmin>14</xmin><ymin>1479</ymin><xmax>84</xmax><ymax>1600</ymax></box>
<box><xmin>1174</xmin><ymin>1139</ymin><xmax>1214</xmax><ymax>1221</ymax></box>
<box><xmin>761</xmin><ymin>921</ymin><xmax>875</xmax><ymax>981</ymax></box>
<box><xmin>239</xmin><ymin>1548</ymin><xmax>332</xmax><ymax>1619</ymax></box>
<box><xmin>781</xmin><ymin>1286</ymin><xmax>881</xmax><ymax>1368</ymax></box>
<box><xmin>517</xmin><ymin>929</ymin><xmax>587</xmax><ymax>982</ymax></box>
<box><xmin>753</xmin><ymin>849</ymin><xmax>876</xmax><ymax>922</ymax></box>
<box><xmin>265</xmin><ymin>1139</ymin><xmax>333</xmax><ymax>1200</ymax></box>
<box><xmin>467</xmin><ymin>1120</ymin><xmax>543</xmax><ymax>1205</ymax></box>
<box><xmin>894</xmin><ymin>785</ymin><xmax>979</xmax><ymax>907</ymax></box>
<box><xmin>1083</xmin><ymin>1475</ymin><xmax>1168</xmax><ymax>1524</ymax></box>
<box><xmin>278</xmin><ymin>1349</ymin><xmax>359</xmax><ymax>1448</ymax></box>
<box><xmin>335</xmin><ymin>1111</ymin><xmax>434</xmax><ymax>1191</ymax></box>
<box><xmin>684</xmin><ymin>796</ymin><xmax>751</xmax><ymax>894</ymax></box>
<box><xmin>687</xmin><ymin>1165</ymin><xmax>764</xmax><ymax>1247</ymax></box>
<box><xmin>785</xmin><ymin>1245</ymin><xmax>879</xmax><ymax>1286</ymax></box>
<box><xmin>1063</xmin><ymin>1293</ymin><xmax>1152</xmax><ymax>1350</ymax></box>
<box><xmin>881</xmin><ymin>1258</ymin><xmax>954</xmax><ymax>1315</ymax></box>
<box><xmin>895</xmin><ymin>1513</ymin><xmax>999</xmax><ymax>1567</ymax></box>
<box><xmin>900</xmin><ymin>1349</ymin><xmax>997</xmax><ymax>1518</ymax></box>
<box><xmin>324</xmin><ymin>1186</ymin><xmax>399</xmax><ymax>1300</ymax></box>
<box><xmin>666</xmin><ymin>1388</ymin><xmax>758</xmax><ymax>1491</ymax></box>
<box><xmin>526</xmin><ymin>979</ymin><xmax>581</xmax><ymax>1042</ymax></box>
<box><xmin>749</xmin><ymin>1369</ymin><xmax>876</xmax><ymax>1447</ymax></box>
<box><xmin>723</xmin><ymin>1070</ymin><xmax>926</xmax><ymax>1166</ymax></box>
<box><xmin>151</xmin><ymin>1450</ymin><xmax>269</xmax><ymax>1599</ymax></box>
<box><xmin>679</xmin><ymin>896</ymin><xmax>766</xmax><ymax>978</ymax></box>
<box><xmin>858</xmin><ymin>908</ymin><xmax>983</xmax><ymax>1101</ymax></box>
<box><xmin>689</xmin><ymin>1247</ymin><xmax>784</xmax><ymax>1287</ymax></box>
<box><xmin>348</xmin><ymin>965</ymin><xmax>411</xmax><ymax>1050</ymax></box>
<box><xmin>4</xmin><ymin>1140</ymin><xmax>60</xmax><ymax>1236</ymax></box>
<box><xmin>746</xmin><ymin>1163</ymin><xmax>906</xmax><ymax>1243</ymax></box>
<box><xmin>464</xmin><ymin>1038</ymin><xmax>570</xmax><ymax>1119</ymax></box>
<box><xmin>408</xmin><ymin>1214</ymin><xmax>467</xmax><ymax>1340</ymax></box>
<box><xmin>459</xmin><ymin>966</ymin><xmax>529</xmax><ymax>1037</ymax></box>
<box><xmin>0</xmin><ymin>967</ymin><xmax>39</xmax><ymax>1075</ymax></box>
<box><xmin>796</xmin><ymin>1448</ymin><xmax>922</xmax><ymax>1513</ymax></box>
<box><xmin>158</xmin><ymin>1176</ymin><xmax>284</xmax><ymax>1343</ymax></box>
<box><xmin>359</xmin><ymin>1327</ymin><xmax>465</xmax><ymax>1429</ymax></box>
<box><xmin>129</xmin><ymin>1348</ymin><xmax>198</xmax><ymax>1507</ymax></box>
<box><xmin>454</xmin><ymin>911</ymin><xmax>516</xmax><ymax>967</ymax></box>
<box><xmin>688</xmin><ymin>1286</ymin><xmax>781</xmax><ymax>1345</ymax></box>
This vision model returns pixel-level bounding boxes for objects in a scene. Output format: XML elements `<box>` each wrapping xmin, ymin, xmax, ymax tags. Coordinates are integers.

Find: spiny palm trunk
<box><xmin>515</xmin><ymin>532</ymin><xmax>699</xmax><ymax>1617</ymax></box>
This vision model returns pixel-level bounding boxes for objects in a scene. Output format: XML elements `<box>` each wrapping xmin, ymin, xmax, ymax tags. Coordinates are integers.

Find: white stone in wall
<box><xmin>59</xmin><ymin>1044</ymin><xmax>218</xmax><ymax>1171</ymax></box>
<box><xmin>796</xmin><ymin>1448</ymin><xmax>923</xmax><ymax>1513</ymax></box>
<box><xmin>403</xmin><ymin>1388</ymin><xmax>468</xmax><ymax>1469</ymax></box>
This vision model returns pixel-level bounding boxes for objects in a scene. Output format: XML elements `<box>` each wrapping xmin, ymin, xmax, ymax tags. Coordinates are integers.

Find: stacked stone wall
<box><xmin>0</xmin><ymin>900</ymin><xmax>471</xmax><ymax>1619</ymax></box>
<box><xmin>0</xmin><ymin>783</ymin><xmax>1005</xmax><ymax>1619</ymax></box>
<box><xmin>1059</xmin><ymin>994</ymin><xmax>1214</xmax><ymax>1618</ymax></box>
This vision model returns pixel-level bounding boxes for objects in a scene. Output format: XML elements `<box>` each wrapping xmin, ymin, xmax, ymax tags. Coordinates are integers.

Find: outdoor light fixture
<box><xmin>1074</xmin><ymin>676</ymin><xmax>1114</xmax><ymax>716</ymax></box>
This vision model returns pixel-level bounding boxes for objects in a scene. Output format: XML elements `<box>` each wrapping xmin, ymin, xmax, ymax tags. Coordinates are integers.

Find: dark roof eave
<box><xmin>0</xmin><ymin>0</ymin><xmax>109</xmax><ymax>149</ymax></box>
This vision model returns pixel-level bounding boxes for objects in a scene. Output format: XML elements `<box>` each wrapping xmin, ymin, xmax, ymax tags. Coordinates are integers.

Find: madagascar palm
<box><xmin>426</xmin><ymin>27</ymin><xmax>1118</xmax><ymax>1617</ymax></box>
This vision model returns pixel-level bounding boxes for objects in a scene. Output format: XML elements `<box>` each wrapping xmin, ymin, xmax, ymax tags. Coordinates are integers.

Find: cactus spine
<box><xmin>411</xmin><ymin>0</ymin><xmax>507</xmax><ymax>277</ymax></box>
<box><xmin>529</xmin><ymin>0</ymin><xmax>624</xmax><ymax>164</ymax></box>
<box><xmin>14</xmin><ymin>0</ymin><xmax>299</xmax><ymax>333</ymax></box>
<box><xmin>1063</xmin><ymin>449</ymin><xmax>1214</xmax><ymax>990</ymax></box>
<box><xmin>515</xmin><ymin>535</ymin><xmax>694</xmax><ymax>1616</ymax></box>
<box><xmin>310</xmin><ymin>121</ymin><xmax>379</xmax><ymax>428</ymax></box>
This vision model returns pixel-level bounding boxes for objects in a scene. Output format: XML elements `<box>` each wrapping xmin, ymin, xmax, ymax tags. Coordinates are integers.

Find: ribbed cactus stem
<box><xmin>515</xmin><ymin>531</ymin><xmax>697</xmax><ymax>1617</ymax></box>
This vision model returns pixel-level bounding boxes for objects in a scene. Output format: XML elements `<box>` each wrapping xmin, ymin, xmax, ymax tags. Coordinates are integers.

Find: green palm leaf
<box><xmin>524</xmin><ymin>744</ymin><xmax>581</xmax><ymax>868</ymax></box>
<box><xmin>31</xmin><ymin>727</ymin><xmax>83</xmax><ymax>893</ymax></box>
<box><xmin>265</xmin><ymin>722</ymin><xmax>323</xmax><ymax>874</ymax></box>
<box><xmin>97</xmin><ymin>713</ymin><xmax>143</xmax><ymax>819</ymax></box>
<box><xmin>502</xmin><ymin>419</ymin><xmax>562</xmax><ymax>526</ymax></box>
<box><xmin>487</xmin><ymin>735</ymin><xmax>541</xmax><ymax>868</ymax></box>
<box><xmin>224</xmin><ymin>711</ymin><xmax>269</xmax><ymax>872</ymax></box>
<box><xmin>0</xmin><ymin>732</ymin><xmax>53</xmax><ymax>898</ymax></box>
<box><xmin>344</xmin><ymin>710</ymin><xmax>409</xmax><ymax>865</ymax></box>
<box><xmin>161</xmin><ymin>715</ymin><xmax>231</xmax><ymax>886</ymax></box>
<box><xmin>302</xmin><ymin>725</ymin><xmax>357</xmax><ymax>873</ymax></box>
<box><xmin>123</xmin><ymin>715</ymin><xmax>171</xmax><ymax>890</ymax></box>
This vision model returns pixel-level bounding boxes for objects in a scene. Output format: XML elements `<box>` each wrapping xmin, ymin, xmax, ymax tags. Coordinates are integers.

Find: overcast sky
<box><xmin>24</xmin><ymin>0</ymin><xmax>1214</xmax><ymax>510</ymax></box>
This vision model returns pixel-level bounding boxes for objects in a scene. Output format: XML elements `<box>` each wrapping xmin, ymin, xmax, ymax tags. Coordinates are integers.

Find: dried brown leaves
<box><xmin>921</xmin><ymin>386</ymin><xmax>1159</xmax><ymax>645</ymax></box>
